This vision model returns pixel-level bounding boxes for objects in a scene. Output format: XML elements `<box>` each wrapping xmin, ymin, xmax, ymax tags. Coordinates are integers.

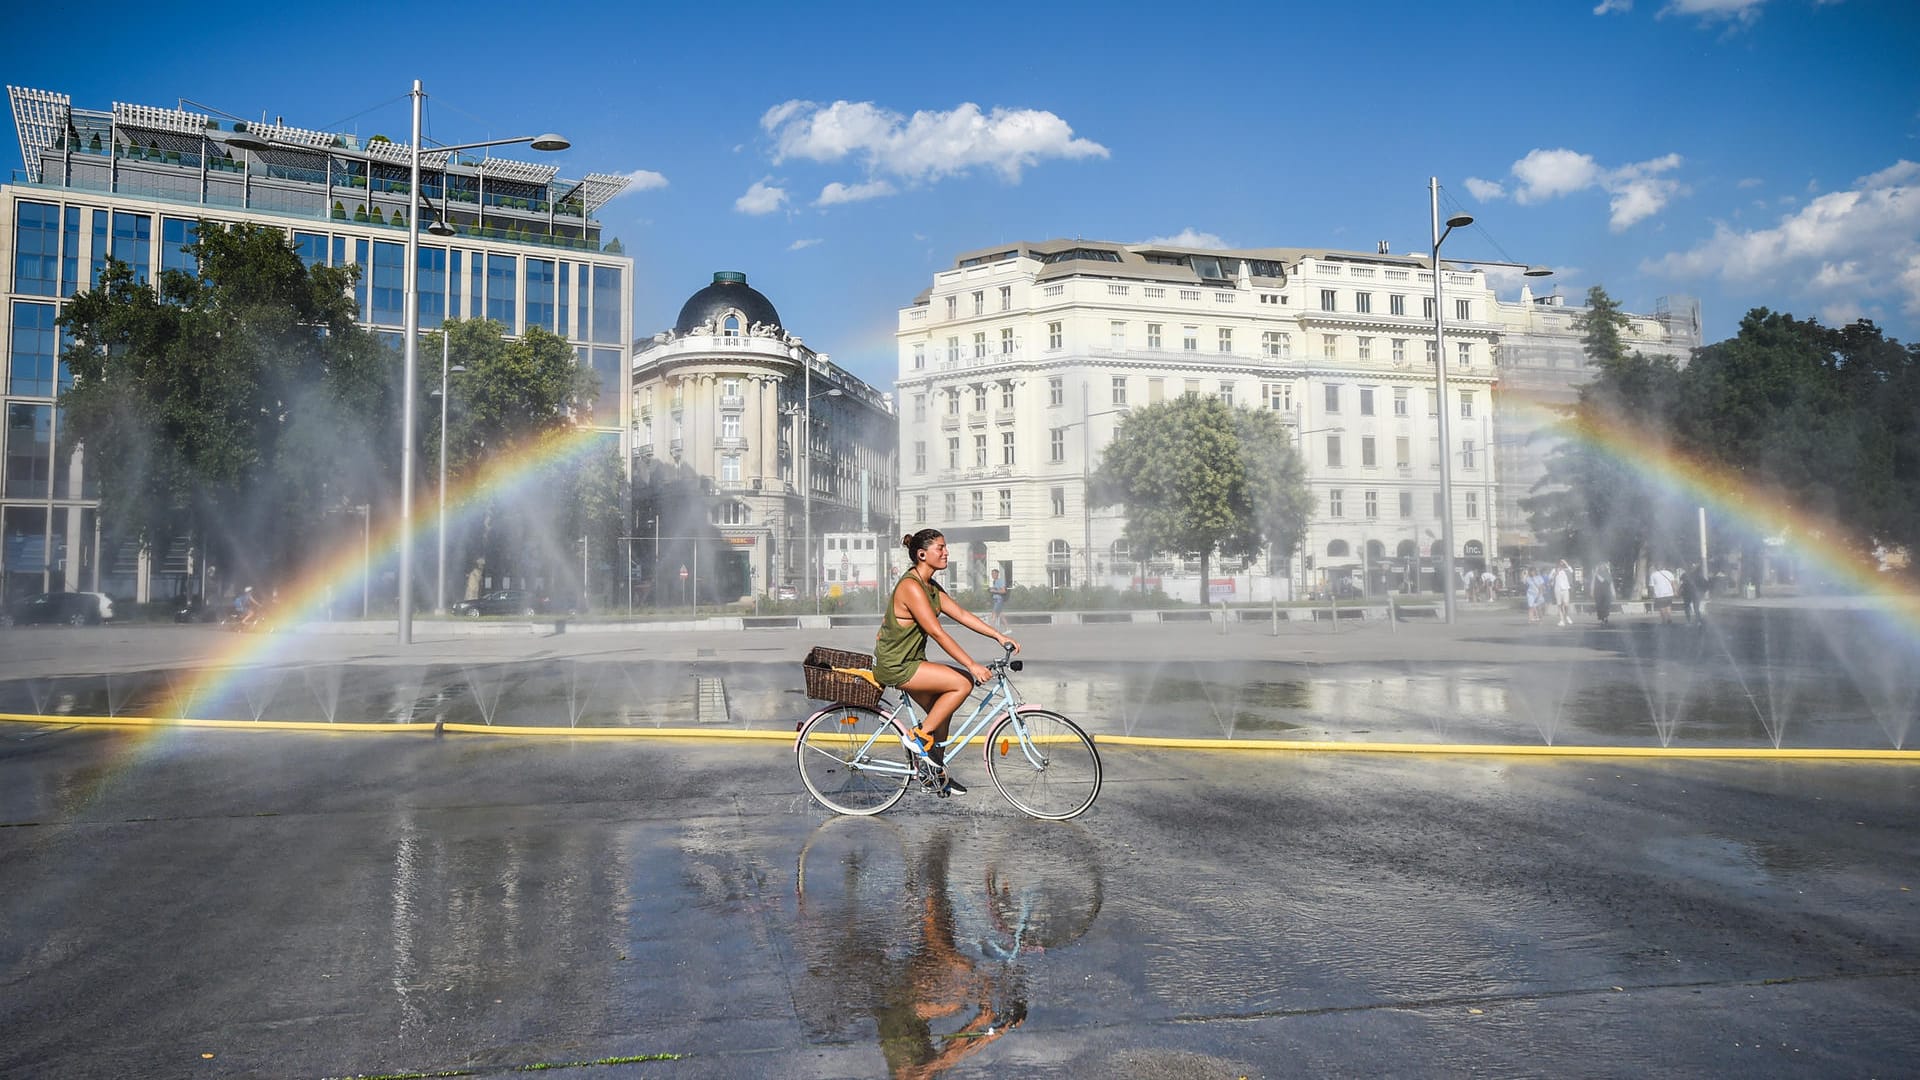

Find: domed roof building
<box><xmin>632</xmin><ymin>272</ymin><xmax>897</xmax><ymax>605</ymax></box>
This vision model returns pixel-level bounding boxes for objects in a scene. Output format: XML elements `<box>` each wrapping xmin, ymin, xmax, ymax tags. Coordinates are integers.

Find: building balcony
<box><xmin>994</xmin><ymin>408</ymin><xmax>1017</xmax><ymax>424</ymax></box>
<box><xmin>718</xmin><ymin>395</ymin><xmax>745</xmax><ymax>410</ymax></box>
<box><xmin>715</xmin><ymin>436</ymin><xmax>747</xmax><ymax>450</ymax></box>
<box><xmin>940</xmin><ymin>415</ymin><xmax>960</xmax><ymax>431</ymax></box>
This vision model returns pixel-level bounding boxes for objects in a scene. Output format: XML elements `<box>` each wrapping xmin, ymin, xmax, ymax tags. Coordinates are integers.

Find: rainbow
<box><xmin>1509</xmin><ymin>393</ymin><xmax>1920</xmax><ymax>628</ymax></box>
<box><xmin>159</xmin><ymin>424</ymin><xmax>609</xmax><ymax>718</ymax></box>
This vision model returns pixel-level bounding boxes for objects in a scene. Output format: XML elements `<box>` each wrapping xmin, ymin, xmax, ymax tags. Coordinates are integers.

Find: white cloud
<box><xmin>735</xmin><ymin>178</ymin><xmax>788</xmax><ymax>216</ymax></box>
<box><xmin>1660</xmin><ymin>0</ymin><xmax>1766</xmax><ymax>23</ymax></box>
<box><xmin>1593</xmin><ymin>0</ymin><xmax>1632</xmax><ymax>12</ymax></box>
<box><xmin>1464</xmin><ymin>176</ymin><xmax>1507</xmax><ymax>201</ymax></box>
<box><xmin>1503</xmin><ymin>147</ymin><xmax>1686</xmax><ymax>231</ymax></box>
<box><xmin>1646</xmin><ymin>159</ymin><xmax>1920</xmax><ymax>317</ymax></box>
<box><xmin>816</xmin><ymin>179</ymin><xmax>897</xmax><ymax>206</ymax></box>
<box><xmin>788</xmin><ymin>238</ymin><xmax>822</xmax><ymax>251</ymax></box>
<box><xmin>1139</xmin><ymin>228</ymin><xmax>1232</xmax><ymax>249</ymax></box>
<box><xmin>1737</xmin><ymin>177</ymin><xmax>1763</xmax><ymax>189</ymax></box>
<box><xmin>615</xmin><ymin>168</ymin><xmax>668</xmax><ymax>193</ymax></box>
<box><xmin>761</xmin><ymin>99</ymin><xmax>1108</xmax><ymax>184</ymax></box>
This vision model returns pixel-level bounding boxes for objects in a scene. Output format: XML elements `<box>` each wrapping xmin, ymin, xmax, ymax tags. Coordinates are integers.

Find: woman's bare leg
<box><xmin>901</xmin><ymin>663</ymin><xmax>972</xmax><ymax>756</ymax></box>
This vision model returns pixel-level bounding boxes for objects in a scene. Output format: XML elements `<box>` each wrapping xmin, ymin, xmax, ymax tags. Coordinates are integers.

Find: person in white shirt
<box><xmin>1649</xmin><ymin>566</ymin><xmax>1677</xmax><ymax>624</ymax></box>
<box><xmin>1552</xmin><ymin>560</ymin><xmax>1574</xmax><ymax>626</ymax></box>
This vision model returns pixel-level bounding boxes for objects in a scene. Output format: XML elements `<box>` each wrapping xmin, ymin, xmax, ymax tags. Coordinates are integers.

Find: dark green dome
<box><xmin>674</xmin><ymin>271</ymin><xmax>783</xmax><ymax>335</ymax></box>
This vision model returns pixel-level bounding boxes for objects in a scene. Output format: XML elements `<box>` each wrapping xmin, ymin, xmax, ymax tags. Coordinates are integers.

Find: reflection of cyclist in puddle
<box><xmin>795</xmin><ymin>819</ymin><xmax>1101</xmax><ymax>1078</ymax></box>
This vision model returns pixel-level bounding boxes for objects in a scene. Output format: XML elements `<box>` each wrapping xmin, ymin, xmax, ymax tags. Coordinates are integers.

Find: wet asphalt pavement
<box><xmin>4</xmin><ymin>722</ymin><xmax>1917</xmax><ymax>1079</ymax></box>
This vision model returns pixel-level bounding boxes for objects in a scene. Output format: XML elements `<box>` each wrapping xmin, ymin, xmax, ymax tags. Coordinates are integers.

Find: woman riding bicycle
<box><xmin>874</xmin><ymin>529</ymin><xmax>1018</xmax><ymax>795</ymax></box>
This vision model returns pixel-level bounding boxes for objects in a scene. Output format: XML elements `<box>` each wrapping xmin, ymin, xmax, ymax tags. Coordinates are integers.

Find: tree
<box><xmin>1091</xmin><ymin>395</ymin><xmax>1311</xmax><ymax>593</ymax></box>
<box><xmin>59</xmin><ymin>222</ymin><xmax>392</xmax><ymax>591</ymax></box>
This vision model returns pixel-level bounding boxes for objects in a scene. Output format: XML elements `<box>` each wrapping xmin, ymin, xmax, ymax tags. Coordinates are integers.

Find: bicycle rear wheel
<box><xmin>797</xmin><ymin>703</ymin><xmax>912</xmax><ymax>815</ymax></box>
<box><xmin>985</xmin><ymin>709</ymin><xmax>1102</xmax><ymax>820</ymax></box>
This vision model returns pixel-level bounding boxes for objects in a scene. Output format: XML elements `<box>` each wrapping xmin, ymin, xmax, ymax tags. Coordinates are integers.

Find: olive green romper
<box><xmin>873</xmin><ymin>571</ymin><xmax>946</xmax><ymax>687</ymax></box>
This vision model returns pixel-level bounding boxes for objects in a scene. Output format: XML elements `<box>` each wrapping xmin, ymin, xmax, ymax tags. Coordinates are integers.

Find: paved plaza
<box><xmin>2</xmin><ymin>605</ymin><xmax>1917</xmax><ymax>1077</ymax></box>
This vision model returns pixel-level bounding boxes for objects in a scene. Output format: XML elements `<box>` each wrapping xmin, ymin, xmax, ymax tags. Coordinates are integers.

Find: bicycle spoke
<box><xmin>985</xmin><ymin>709</ymin><xmax>1102</xmax><ymax>820</ymax></box>
<box><xmin>797</xmin><ymin>704</ymin><xmax>912</xmax><ymax>815</ymax></box>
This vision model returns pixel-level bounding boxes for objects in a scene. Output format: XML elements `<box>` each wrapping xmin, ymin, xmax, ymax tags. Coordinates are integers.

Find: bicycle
<box><xmin>796</xmin><ymin>643</ymin><xmax>1102</xmax><ymax>820</ymax></box>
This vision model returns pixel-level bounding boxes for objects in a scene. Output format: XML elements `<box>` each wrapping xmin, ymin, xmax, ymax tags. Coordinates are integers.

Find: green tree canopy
<box><xmin>1091</xmin><ymin>394</ymin><xmax>1310</xmax><ymax>588</ymax></box>
<box><xmin>59</xmin><ymin>221</ymin><xmax>391</xmax><ymax>587</ymax></box>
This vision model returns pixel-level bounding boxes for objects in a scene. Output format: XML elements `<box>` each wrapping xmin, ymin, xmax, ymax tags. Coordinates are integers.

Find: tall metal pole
<box><xmin>436</xmin><ymin>329</ymin><xmax>449</xmax><ymax>614</ymax></box>
<box><xmin>804</xmin><ymin>353</ymin><xmax>815</xmax><ymax>614</ymax></box>
<box><xmin>398</xmin><ymin>79</ymin><xmax>424</xmax><ymax>643</ymax></box>
<box><xmin>1082</xmin><ymin>380</ymin><xmax>1093</xmax><ymax>590</ymax></box>
<box><xmin>1431</xmin><ymin>175</ymin><xmax>1459</xmax><ymax>625</ymax></box>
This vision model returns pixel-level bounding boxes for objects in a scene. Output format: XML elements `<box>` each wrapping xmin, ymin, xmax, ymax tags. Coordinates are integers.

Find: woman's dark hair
<box><xmin>903</xmin><ymin>528</ymin><xmax>944</xmax><ymax>563</ymax></box>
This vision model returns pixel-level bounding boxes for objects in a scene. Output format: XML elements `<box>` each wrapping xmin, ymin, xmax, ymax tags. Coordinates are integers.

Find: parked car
<box><xmin>2</xmin><ymin>591</ymin><xmax>114</xmax><ymax>627</ymax></box>
<box><xmin>775</xmin><ymin>583</ymin><xmax>799</xmax><ymax>601</ymax></box>
<box><xmin>449</xmin><ymin>589</ymin><xmax>546</xmax><ymax>618</ymax></box>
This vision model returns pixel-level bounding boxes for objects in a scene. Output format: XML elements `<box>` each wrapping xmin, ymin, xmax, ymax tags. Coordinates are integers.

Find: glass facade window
<box><xmin>591</xmin><ymin>265</ymin><xmax>622</xmax><ymax>344</ymax></box>
<box><xmin>526</xmin><ymin>258</ymin><xmax>556</xmax><ymax>332</ymax></box>
<box><xmin>292</xmin><ymin>231</ymin><xmax>326</xmax><ymax>269</ymax></box>
<box><xmin>5</xmin><ymin>403</ymin><xmax>53</xmax><ymax>498</ymax></box>
<box><xmin>589</xmin><ymin>348</ymin><xmax>622</xmax><ymax>424</ymax></box>
<box><xmin>89</xmin><ymin>210</ymin><xmax>107</xmax><ymax>288</ymax></box>
<box><xmin>161</xmin><ymin>217</ymin><xmax>199</xmax><ymax>279</ymax></box>
<box><xmin>2</xmin><ymin>505</ymin><xmax>49</xmax><ymax>578</ymax></box>
<box><xmin>449</xmin><ymin>250</ymin><xmax>463</xmax><ymax>318</ymax></box>
<box><xmin>9</xmin><ymin>302</ymin><xmax>59</xmax><ymax>396</ymax></box>
<box><xmin>418</xmin><ymin>246</ymin><xmax>446</xmax><ymax>329</ymax></box>
<box><xmin>557</xmin><ymin>262</ymin><xmax>570</xmax><ymax>338</ymax></box>
<box><xmin>13</xmin><ymin>202</ymin><xmax>60</xmax><ymax>296</ymax></box>
<box><xmin>468</xmin><ymin>251</ymin><xmax>483</xmax><ymax>319</ymax></box>
<box><xmin>60</xmin><ymin>207</ymin><xmax>81</xmax><ymax>297</ymax></box>
<box><xmin>486</xmin><ymin>253</ymin><xmax>517</xmax><ymax>328</ymax></box>
<box><xmin>370</xmin><ymin>241</ymin><xmax>406</xmax><ymax>326</ymax></box>
<box><xmin>110</xmin><ymin>211</ymin><xmax>152</xmax><ymax>285</ymax></box>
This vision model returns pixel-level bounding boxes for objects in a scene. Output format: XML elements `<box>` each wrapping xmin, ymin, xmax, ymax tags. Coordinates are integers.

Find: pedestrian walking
<box><xmin>987</xmin><ymin>568</ymin><xmax>1010</xmax><ymax>631</ymax></box>
<box><xmin>1525</xmin><ymin>569</ymin><xmax>1543</xmax><ymax>624</ymax></box>
<box><xmin>1681</xmin><ymin>565</ymin><xmax>1702</xmax><ymax>625</ymax></box>
<box><xmin>1649</xmin><ymin>565</ymin><xmax>1678</xmax><ymax>625</ymax></box>
<box><xmin>1552</xmin><ymin>559</ymin><xmax>1574</xmax><ymax>626</ymax></box>
<box><xmin>1593</xmin><ymin>565</ymin><xmax>1614</xmax><ymax>624</ymax></box>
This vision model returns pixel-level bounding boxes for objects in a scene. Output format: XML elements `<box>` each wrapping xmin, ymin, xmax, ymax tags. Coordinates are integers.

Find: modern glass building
<box><xmin>2</xmin><ymin>85</ymin><xmax>635</xmax><ymax>603</ymax></box>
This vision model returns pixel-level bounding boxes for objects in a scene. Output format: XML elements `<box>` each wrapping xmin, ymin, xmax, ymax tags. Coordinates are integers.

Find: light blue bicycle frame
<box><xmin>799</xmin><ymin>662</ymin><xmax>1051</xmax><ymax>778</ymax></box>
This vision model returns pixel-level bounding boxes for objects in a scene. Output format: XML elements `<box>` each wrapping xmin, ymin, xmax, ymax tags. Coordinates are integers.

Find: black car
<box><xmin>2</xmin><ymin>591</ymin><xmax>115</xmax><ymax>627</ymax></box>
<box><xmin>449</xmin><ymin>589</ymin><xmax>545</xmax><ymax>618</ymax></box>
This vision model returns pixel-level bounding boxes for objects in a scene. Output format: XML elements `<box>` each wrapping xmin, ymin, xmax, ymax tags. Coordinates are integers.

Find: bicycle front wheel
<box><xmin>985</xmin><ymin>709</ymin><xmax>1102</xmax><ymax>820</ymax></box>
<box><xmin>797</xmin><ymin>704</ymin><xmax>913</xmax><ymax>816</ymax></box>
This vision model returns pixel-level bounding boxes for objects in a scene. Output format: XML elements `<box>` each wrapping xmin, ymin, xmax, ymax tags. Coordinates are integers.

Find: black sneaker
<box><xmin>939</xmin><ymin>772</ymin><xmax>968</xmax><ymax>797</ymax></box>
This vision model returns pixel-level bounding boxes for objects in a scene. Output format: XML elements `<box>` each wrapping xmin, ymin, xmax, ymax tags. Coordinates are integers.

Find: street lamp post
<box><xmin>1428</xmin><ymin>175</ymin><xmax>1551</xmax><ymax>624</ymax></box>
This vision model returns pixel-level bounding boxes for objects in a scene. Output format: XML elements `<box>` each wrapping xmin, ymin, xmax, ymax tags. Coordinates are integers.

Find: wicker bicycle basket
<box><xmin>802</xmin><ymin>646</ymin><xmax>881</xmax><ymax>707</ymax></box>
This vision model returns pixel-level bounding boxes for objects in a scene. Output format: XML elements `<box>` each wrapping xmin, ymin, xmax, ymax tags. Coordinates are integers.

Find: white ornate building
<box><xmin>631</xmin><ymin>272</ymin><xmax>896</xmax><ymax>603</ymax></box>
<box><xmin>894</xmin><ymin>239</ymin><xmax>1697</xmax><ymax>599</ymax></box>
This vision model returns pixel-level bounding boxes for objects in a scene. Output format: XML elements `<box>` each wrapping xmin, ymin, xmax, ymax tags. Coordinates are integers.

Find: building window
<box><xmin>1365</xmin><ymin>490</ymin><xmax>1378</xmax><ymax>518</ymax></box>
<box><xmin>1399</xmin><ymin>491</ymin><xmax>1413</xmax><ymax>518</ymax></box>
<box><xmin>1051</xmin><ymin>487</ymin><xmax>1066</xmax><ymax>516</ymax></box>
<box><xmin>1112</xmin><ymin>377</ymin><xmax>1128</xmax><ymax>406</ymax></box>
<box><xmin>974</xmin><ymin>385</ymin><xmax>988</xmax><ymax>412</ymax></box>
<box><xmin>1325</xmin><ymin>384</ymin><xmax>1341</xmax><ymax>413</ymax></box>
<box><xmin>1048</xmin><ymin>321</ymin><xmax>1062</xmax><ymax>350</ymax></box>
<box><xmin>12</xmin><ymin>202</ymin><xmax>59</xmax><ymax>296</ymax></box>
<box><xmin>1390</xmin><ymin>294</ymin><xmax>1406</xmax><ymax>316</ymax></box>
<box><xmin>9</xmin><ymin>302</ymin><xmax>59</xmax><ymax>395</ymax></box>
<box><xmin>947</xmin><ymin>336</ymin><xmax>960</xmax><ymax>364</ymax></box>
<box><xmin>1456</xmin><ymin>299</ymin><xmax>1471</xmax><ymax>321</ymax></box>
<box><xmin>1002</xmin><ymin>327</ymin><xmax>1015</xmax><ymax>355</ymax></box>
<box><xmin>973</xmin><ymin>332</ymin><xmax>987</xmax><ymax>359</ymax></box>
<box><xmin>949</xmin><ymin>390</ymin><xmax>961</xmax><ymax>415</ymax></box>
<box><xmin>1111</xmin><ymin>320</ymin><xmax>1126</xmax><ymax>348</ymax></box>
<box><xmin>946</xmin><ymin>295</ymin><xmax>957</xmax><ymax>320</ymax></box>
<box><xmin>1361</xmin><ymin>436</ymin><xmax>1376</xmax><ymax>468</ymax></box>
<box><xmin>721</xmin><ymin>455</ymin><xmax>741</xmax><ymax>484</ymax></box>
<box><xmin>914</xmin><ymin>441</ymin><xmax>926</xmax><ymax>473</ymax></box>
<box><xmin>915</xmin><ymin>495</ymin><xmax>928</xmax><ymax>523</ymax></box>
<box><xmin>1393</xmin><ymin>387</ymin><xmax>1409</xmax><ymax>416</ymax></box>
<box><xmin>1423</xmin><ymin>296</ymin><xmax>1436</xmax><ymax>320</ymax></box>
<box><xmin>1320</xmin><ymin>289</ymin><xmax>1337</xmax><ymax>312</ymax></box>
<box><xmin>1396</xmin><ymin>435</ymin><xmax>1411</xmax><ymax>468</ymax></box>
<box><xmin>946</xmin><ymin>492</ymin><xmax>958</xmax><ymax>519</ymax></box>
<box><xmin>721</xmin><ymin>414</ymin><xmax>741</xmax><ymax>440</ymax></box>
<box><xmin>1262</xmin><ymin>331</ymin><xmax>1282</xmax><ymax>358</ymax></box>
<box><xmin>1147</xmin><ymin>323</ymin><xmax>1162</xmax><ymax>349</ymax></box>
<box><xmin>1329</xmin><ymin>489</ymin><xmax>1343</xmax><ymax>517</ymax></box>
<box><xmin>971</xmin><ymin>490</ymin><xmax>985</xmax><ymax>520</ymax></box>
<box><xmin>1460</xmin><ymin>391</ymin><xmax>1474</xmax><ymax>419</ymax></box>
<box><xmin>1354</xmin><ymin>292</ymin><xmax>1372</xmax><ymax>314</ymax></box>
<box><xmin>999</xmin><ymin>285</ymin><xmax>1012</xmax><ymax>310</ymax></box>
<box><xmin>972</xmin><ymin>290</ymin><xmax>984</xmax><ymax>315</ymax></box>
<box><xmin>1001</xmin><ymin>383</ymin><xmax>1015</xmax><ymax>409</ymax></box>
<box><xmin>913</xmin><ymin>343</ymin><xmax>925</xmax><ymax>369</ymax></box>
<box><xmin>1218</xmin><ymin>328</ymin><xmax>1233</xmax><ymax>353</ymax></box>
<box><xmin>1428</xmin><ymin>390</ymin><xmax>1439</xmax><ymax>418</ymax></box>
<box><xmin>1003</xmin><ymin>431</ymin><xmax>1016</xmax><ymax>465</ymax></box>
<box><xmin>1458</xmin><ymin>341</ymin><xmax>1472</xmax><ymax>368</ymax></box>
<box><xmin>1326</xmin><ymin>434</ymin><xmax>1343</xmax><ymax>468</ymax></box>
<box><xmin>1050</xmin><ymin>428</ymin><xmax>1066</xmax><ymax>462</ymax></box>
<box><xmin>1183</xmin><ymin>326</ymin><xmax>1199</xmax><ymax>351</ymax></box>
<box><xmin>1218</xmin><ymin>381</ymin><xmax>1234</xmax><ymax>406</ymax></box>
<box><xmin>1359</xmin><ymin>387</ymin><xmax>1375</xmax><ymax>416</ymax></box>
<box><xmin>969</xmin><ymin>433</ymin><xmax>985</xmax><ymax>466</ymax></box>
<box><xmin>524</xmin><ymin>257</ymin><xmax>556</xmax><ymax>331</ymax></box>
<box><xmin>1185</xmin><ymin>378</ymin><xmax>1201</xmax><ymax>398</ymax></box>
<box><xmin>999</xmin><ymin>488</ymin><xmax>1013</xmax><ymax>518</ymax></box>
<box><xmin>1266</xmin><ymin>382</ymin><xmax>1292</xmax><ymax>412</ymax></box>
<box><xmin>1322</xmin><ymin>334</ymin><xmax>1337</xmax><ymax>360</ymax></box>
<box><xmin>1466</xmin><ymin>492</ymin><xmax>1479</xmax><ymax>519</ymax></box>
<box><xmin>914</xmin><ymin>394</ymin><xmax>926</xmax><ymax>422</ymax></box>
<box><xmin>1462</xmin><ymin>439</ymin><xmax>1476</xmax><ymax>469</ymax></box>
<box><xmin>948</xmin><ymin>437</ymin><xmax>961</xmax><ymax>469</ymax></box>
<box><xmin>1392</xmin><ymin>338</ymin><xmax>1407</xmax><ymax>364</ymax></box>
<box><xmin>1358</xmin><ymin>336</ymin><xmax>1372</xmax><ymax>362</ymax></box>
<box><xmin>1049</xmin><ymin>377</ymin><xmax>1064</xmax><ymax>406</ymax></box>
<box><xmin>1426</xmin><ymin>340</ymin><xmax>1439</xmax><ymax>365</ymax></box>
<box><xmin>111</xmin><ymin>211</ymin><xmax>152</xmax><ymax>285</ymax></box>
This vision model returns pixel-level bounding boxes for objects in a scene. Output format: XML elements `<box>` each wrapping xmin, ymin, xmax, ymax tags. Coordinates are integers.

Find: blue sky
<box><xmin>7</xmin><ymin>0</ymin><xmax>1916</xmax><ymax>387</ymax></box>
